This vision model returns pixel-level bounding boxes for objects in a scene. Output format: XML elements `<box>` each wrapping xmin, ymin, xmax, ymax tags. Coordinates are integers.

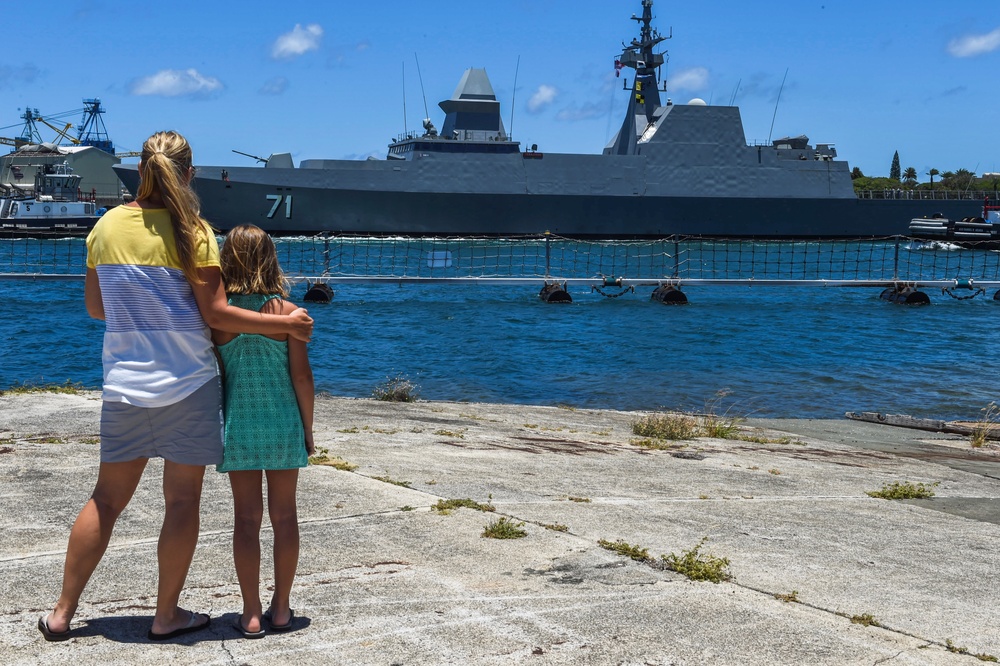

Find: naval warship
<box><xmin>114</xmin><ymin>0</ymin><xmax>985</xmax><ymax>239</ymax></box>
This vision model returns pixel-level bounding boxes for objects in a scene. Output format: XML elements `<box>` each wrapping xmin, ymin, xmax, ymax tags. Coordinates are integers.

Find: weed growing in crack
<box><xmin>662</xmin><ymin>537</ymin><xmax>731</xmax><ymax>583</ymax></box>
<box><xmin>482</xmin><ymin>517</ymin><xmax>527</xmax><ymax>539</ymax></box>
<box><xmin>597</xmin><ymin>539</ymin><xmax>652</xmax><ymax>563</ymax></box>
<box><xmin>432</xmin><ymin>498</ymin><xmax>496</xmax><ymax>514</ymax></box>
<box><xmin>866</xmin><ymin>481</ymin><xmax>938</xmax><ymax>500</ymax></box>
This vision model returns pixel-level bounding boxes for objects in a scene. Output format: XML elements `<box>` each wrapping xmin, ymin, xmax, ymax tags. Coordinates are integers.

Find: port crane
<box><xmin>2</xmin><ymin>99</ymin><xmax>140</xmax><ymax>157</ymax></box>
<box><xmin>30</xmin><ymin>112</ymin><xmax>80</xmax><ymax>146</ymax></box>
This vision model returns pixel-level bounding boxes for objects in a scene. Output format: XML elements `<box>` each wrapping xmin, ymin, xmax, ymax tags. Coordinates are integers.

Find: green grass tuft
<box><xmin>2</xmin><ymin>380</ymin><xmax>88</xmax><ymax>396</ymax></box>
<box><xmin>971</xmin><ymin>402</ymin><xmax>999</xmax><ymax>448</ymax></box>
<box><xmin>371</xmin><ymin>475</ymin><xmax>411</xmax><ymax>488</ymax></box>
<box><xmin>662</xmin><ymin>537</ymin><xmax>732</xmax><ymax>583</ymax></box>
<box><xmin>482</xmin><ymin>516</ymin><xmax>527</xmax><ymax>539</ymax></box>
<box><xmin>849</xmin><ymin>613</ymin><xmax>882</xmax><ymax>627</ymax></box>
<box><xmin>431</xmin><ymin>498</ymin><xmax>495</xmax><ymax>514</ymax></box>
<box><xmin>632</xmin><ymin>413</ymin><xmax>699</xmax><ymax>440</ymax></box>
<box><xmin>372</xmin><ymin>373</ymin><xmax>419</xmax><ymax>402</ymax></box>
<box><xmin>866</xmin><ymin>480</ymin><xmax>938</xmax><ymax>500</ymax></box>
<box><xmin>308</xmin><ymin>447</ymin><xmax>358</xmax><ymax>471</ymax></box>
<box><xmin>598</xmin><ymin>538</ymin><xmax>652</xmax><ymax>563</ymax></box>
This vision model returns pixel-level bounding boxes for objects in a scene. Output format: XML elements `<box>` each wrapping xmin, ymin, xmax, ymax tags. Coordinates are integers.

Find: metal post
<box><xmin>893</xmin><ymin>238</ymin><xmax>900</xmax><ymax>280</ymax></box>
<box><xmin>544</xmin><ymin>232</ymin><xmax>551</xmax><ymax>278</ymax></box>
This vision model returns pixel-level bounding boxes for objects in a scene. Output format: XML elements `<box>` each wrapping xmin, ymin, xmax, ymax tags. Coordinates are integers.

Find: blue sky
<box><xmin>2</xmin><ymin>0</ymin><xmax>998</xmax><ymax>180</ymax></box>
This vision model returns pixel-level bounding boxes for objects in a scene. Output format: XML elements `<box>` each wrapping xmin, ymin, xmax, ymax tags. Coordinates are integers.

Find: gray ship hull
<box><xmin>114</xmin><ymin>163</ymin><xmax>983</xmax><ymax>239</ymax></box>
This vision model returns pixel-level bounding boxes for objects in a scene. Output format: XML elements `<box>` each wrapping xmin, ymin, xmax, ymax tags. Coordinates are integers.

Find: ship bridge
<box><xmin>387</xmin><ymin>68</ymin><xmax>520</xmax><ymax>161</ymax></box>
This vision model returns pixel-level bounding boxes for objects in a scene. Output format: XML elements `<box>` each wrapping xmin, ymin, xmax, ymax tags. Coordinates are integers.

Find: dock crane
<box><xmin>30</xmin><ymin>113</ymin><xmax>80</xmax><ymax>146</ymax></box>
<box><xmin>3</xmin><ymin>98</ymin><xmax>139</xmax><ymax>158</ymax></box>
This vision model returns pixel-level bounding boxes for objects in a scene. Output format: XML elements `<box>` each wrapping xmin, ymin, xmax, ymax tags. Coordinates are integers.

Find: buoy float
<box><xmin>303</xmin><ymin>282</ymin><xmax>334</xmax><ymax>303</ymax></box>
<box><xmin>651</xmin><ymin>284</ymin><xmax>688</xmax><ymax>304</ymax></box>
<box><xmin>879</xmin><ymin>286</ymin><xmax>929</xmax><ymax>305</ymax></box>
<box><xmin>539</xmin><ymin>282</ymin><xmax>572</xmax><ymax>303</ymax></box>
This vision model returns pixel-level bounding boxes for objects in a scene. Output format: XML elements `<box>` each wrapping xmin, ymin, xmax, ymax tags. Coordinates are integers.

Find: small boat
<box><xmin>0</xmin><ymin>161</ymin><xmax>102</xmax><ymax>237</ymax></box>
<box><xmin>908</xmin><ymin>198</ymin><xmax>1000</xmax><ymax>248</ymax></box>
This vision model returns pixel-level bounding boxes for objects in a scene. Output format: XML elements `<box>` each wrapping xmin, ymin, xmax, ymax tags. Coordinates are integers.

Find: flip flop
<box><xmin>263</xmin><ymin>608</ymin><xmax>294</xmax><ymax>632</ymax></box>
<box><xmin>38</xmin><ymin>614</ymin><xmax>72</xmax><ymax>642</ymax></box>
<box><xmin>233</xmin><ymin>617</ymin><xmax>265</xmax><ymax>639</ymax></box>
<box><xmin>147</xmin><ymin>611</ymin><xmax>211</xmax><ymax>641</ymax></box>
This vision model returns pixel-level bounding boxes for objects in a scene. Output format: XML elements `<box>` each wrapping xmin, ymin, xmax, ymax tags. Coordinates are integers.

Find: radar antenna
<box><xmin>414</xmin><ymin>53</ymin><xmax>432</xmax><ymax>132</ymax></box>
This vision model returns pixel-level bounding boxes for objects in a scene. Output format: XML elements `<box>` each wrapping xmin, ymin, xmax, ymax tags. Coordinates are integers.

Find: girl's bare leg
<box><xmin>229</xmin><ymin>470</ymin><xmax>265</xmax><ymax>633</ymax></box>
<box><xmin>265</xmin><ymin>469</ymin><xmax>300</xmax><ymax>626</ymax></box>
<box><xmin>47</xmin><ymin>459</ymin><xmax>148</xmax><ymax>633</ymax></box>
<box><xmin>150</xmin><ymin>461</ymin><xmax>208</xmax><ymax>636</ymax></box>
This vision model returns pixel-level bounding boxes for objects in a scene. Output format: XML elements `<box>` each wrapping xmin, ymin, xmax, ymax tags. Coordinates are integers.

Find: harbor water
<box><xmin>3</xmin><ymin>261</ymin><xmax>999</xmax><ymax>422</ymax></box>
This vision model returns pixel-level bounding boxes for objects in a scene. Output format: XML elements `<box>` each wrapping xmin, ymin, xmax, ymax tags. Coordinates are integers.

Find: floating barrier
<box><xmin>6</xmin><ymin>234</ymin><xmax>1000</xmax><ymax>306</ymax></box>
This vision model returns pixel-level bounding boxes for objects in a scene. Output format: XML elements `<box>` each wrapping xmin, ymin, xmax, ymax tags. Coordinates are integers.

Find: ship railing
<box><xmin>6</xmin><ymin>235</ymin><xmax>1000</xmax><ymax>302</ymax></box>
<box><xmin>855</xmin><ymin>189</ymin><xmax>996</xmax><ymax>201</ymax></box>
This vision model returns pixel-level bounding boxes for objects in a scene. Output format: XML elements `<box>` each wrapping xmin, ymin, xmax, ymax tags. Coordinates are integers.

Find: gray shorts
<box><xmin>100</xmin><ymin>377</ymin><xmax>224</xmax><ymax>466</ymax></box>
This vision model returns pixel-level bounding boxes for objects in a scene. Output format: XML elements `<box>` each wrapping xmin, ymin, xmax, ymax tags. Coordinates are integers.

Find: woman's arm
<box><xmin>84</xmin><ymin>268</ymin><xmax>105</xmax><ymax>320</ymax></box>
<box><xmin>285</xmin><ymin>300</ymin><xmax>315</xmax><ymax>455</ymax></box>
<box><xmin>191</xmin><ymin>266</ymin><xmax>313</xmax><ymax>341</ymax></box>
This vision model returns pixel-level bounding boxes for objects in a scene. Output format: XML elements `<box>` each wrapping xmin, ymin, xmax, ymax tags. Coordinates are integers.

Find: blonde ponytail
<box><xmin>137</xmin><ymin>131</ymin><xmax>207</xmax><ymax>283</ymax></box>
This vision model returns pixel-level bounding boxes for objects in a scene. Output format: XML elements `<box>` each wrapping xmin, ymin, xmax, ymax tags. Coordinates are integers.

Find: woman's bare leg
<box><xmin>150</xmin><ymin>460</ymin><xmax>208</xmax><ymax>635</ymax></box>
<box><xmin>47</xmin><ymin>458</ymin><xmax>148</xmax><ymax>633</ymax></box>
<box><xmin>265</xmin><ymin>469</ymin><xmax>300</xmax><ymax>626</ymax></box>
<box><xmin>229</xmin><ymin>470</ymin><xmax>265</xmax><ymax>633</ymax></box>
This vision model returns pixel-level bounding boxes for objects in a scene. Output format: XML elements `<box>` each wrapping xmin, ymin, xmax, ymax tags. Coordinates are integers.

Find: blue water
<box><xmin>3</xmin><ymin>274</ymin><xmax>998</xmax><ymax>421</ymax></box>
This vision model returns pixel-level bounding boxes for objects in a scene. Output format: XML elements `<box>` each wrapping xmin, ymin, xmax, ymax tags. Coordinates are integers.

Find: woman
<box><xmin>38</xmin><ymin>131</ymin><xmax>313</xmax><ymax>642</ymax></box>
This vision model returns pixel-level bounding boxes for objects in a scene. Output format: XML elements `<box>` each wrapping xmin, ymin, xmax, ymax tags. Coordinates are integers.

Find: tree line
<box><xmin>851</xmin><ymin>150</ymin><xmax>999</xmax><ymax>193</ymax></box>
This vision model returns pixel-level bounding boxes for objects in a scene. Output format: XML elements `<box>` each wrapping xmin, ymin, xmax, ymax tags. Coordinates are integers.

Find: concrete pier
<box><xmin>2</xmin><ymin>391</ymin><xmax>999</xmax><ymax>665</ymax></box>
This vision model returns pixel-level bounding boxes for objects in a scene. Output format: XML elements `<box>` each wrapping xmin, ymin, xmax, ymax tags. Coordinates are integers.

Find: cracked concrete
<box><xmin>1</xmin><ymin>391</ymin><xmax>999</xmax><ymax>664</ymax></box>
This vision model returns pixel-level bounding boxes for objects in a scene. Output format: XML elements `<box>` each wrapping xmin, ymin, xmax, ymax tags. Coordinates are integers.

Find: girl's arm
<box><xmin>84</xmin><ymin>268</ymin><xmax>105</xmax><ymax>320</ymax></box>
<box><xmin>283</xmin><ymin>299</ymin><xmax>316</xmax><ymax>455</ymax></box>
<box><xmin>191</xmin><ymin>266</ymin><xmax>313</xmax><ymax>341</ymax></box>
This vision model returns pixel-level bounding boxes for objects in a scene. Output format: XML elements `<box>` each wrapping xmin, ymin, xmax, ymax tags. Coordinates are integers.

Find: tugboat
<box><xmin>114</xmin><ymin>0</ymin><xmax>987</xmax><ymax>238</ymax></box>
<box><xmin>908</xmin><ymin>197</ymin><xmax>1000</xmax><ymax>248</ymax></box>
<box><xmin>0</xmin><ymin>162</ymin><xmax>101</xmax><ymax>237</ymax></box>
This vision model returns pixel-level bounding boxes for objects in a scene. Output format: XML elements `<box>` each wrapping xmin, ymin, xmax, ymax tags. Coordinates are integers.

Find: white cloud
<box><xmin>128</xmin><ymin>69</ymin><xmax>223</xmax><ymax>98</ymax></box>
<box><xmin>669</xmin><ymin>67</ymin><xmax>709</xmax><ymax>92</ymax></box>
<box><xmin>259</xmin><ymin>76</ymin><xmax>289</xmax><ymax>96</ymax></box>
<box><xmin>947</xmin><ymin>27</ymin><xmax>1000</xmax><ymax>57</ymax></box>
<box><xmin>527</xmin><ymin>84</ymin><xmax>558</xmax><ymax>113</ymax></box>
<box><xmin>272</xmin><ymin>24</ymin><xmax>323</xmax><ymax>60</ymax></box>
<box><xmin>555</xmin><ymin>103</ymin><xmax>605</xmax><ymax>122</ymax></box>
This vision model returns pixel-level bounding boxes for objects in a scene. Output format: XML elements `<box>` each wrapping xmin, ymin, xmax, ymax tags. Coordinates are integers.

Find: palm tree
<box><xmin>952</xmin><ymin>168</ymin><xmax>975</xmax><ymax>191</ymax></box>
<box><xmin>927</xmin><ymin>168</ymin><xmax>940</xmax><ymax>186</ymax></box>
<box><xmin>903</xmin><ymin>167</ymin><xmax>917</xmax><ymax>186</ymax></box>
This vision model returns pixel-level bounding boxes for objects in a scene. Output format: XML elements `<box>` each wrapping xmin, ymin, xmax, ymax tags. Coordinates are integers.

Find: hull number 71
<box><xmin>266</xmin><ymin>194</ymin><xmax>293</xmax><ymax>219</ymax></box>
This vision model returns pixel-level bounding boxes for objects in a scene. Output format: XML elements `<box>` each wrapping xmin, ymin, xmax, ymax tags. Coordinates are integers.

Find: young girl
<box><xmin>40</xmin><ymin>132</ymin><xmax>313</xmax><ymax>643</ymax></box>
<box><xmin>213</xmin><ymin>224</ymin><xmax>315</xmax><ymax>638</ymax></box>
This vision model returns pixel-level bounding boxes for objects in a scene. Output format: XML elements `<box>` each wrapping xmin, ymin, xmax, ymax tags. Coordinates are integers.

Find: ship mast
<box><xmin>608</xmin><ymin>0</ymin><xmax>669</xmax><ymax>155</ymax></box>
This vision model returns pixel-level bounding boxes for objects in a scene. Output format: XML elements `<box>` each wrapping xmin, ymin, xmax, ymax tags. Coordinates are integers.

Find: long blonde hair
<box><xmin>136</xmin><ymin>130</ymin><xmax>206</xmax><ymax>283</ymax></box>
<box><xmin>219</xmin><ymin>224</ymin><xmax>290</xmax><ymax>298</ymax></box>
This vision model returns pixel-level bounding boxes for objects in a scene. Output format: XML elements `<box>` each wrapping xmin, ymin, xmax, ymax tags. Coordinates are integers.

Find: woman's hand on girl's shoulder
<box><xmin>280</xmin><ymin>299</ymin><xmax>313</xmax><ymax>342</ymax></box>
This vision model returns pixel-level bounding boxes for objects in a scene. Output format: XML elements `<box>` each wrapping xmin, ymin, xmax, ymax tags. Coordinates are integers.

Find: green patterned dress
<box><xmin>216</xmin><ymin>294</ymin><xmax>307</xmax><ymax>472</ymax></box>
